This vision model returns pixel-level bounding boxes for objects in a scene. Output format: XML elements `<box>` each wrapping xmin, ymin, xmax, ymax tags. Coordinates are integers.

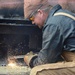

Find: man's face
<box><xmin>29</xmin><ymin>10</ymin><xmax>46</xmax><ymax>29</ymax></box>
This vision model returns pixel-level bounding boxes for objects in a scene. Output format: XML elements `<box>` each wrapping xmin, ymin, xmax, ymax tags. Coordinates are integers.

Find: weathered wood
<box><xmin>0</xmin><ymin>66</ymin><xmax>31</xmax><ymax>75</ymax></box>
<box><xmin>37</xmin><ymin>67</ymin><xmax>75</xmax><ymax>75</ymax></box>
<box><xmin>30</xmin><ymin>62</ymin><xmax>75</xmax><ymax>75</ymax></box>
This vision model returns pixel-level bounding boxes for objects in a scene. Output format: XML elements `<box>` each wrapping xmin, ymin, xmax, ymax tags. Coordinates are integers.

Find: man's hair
<box><xmin>40</xmin><ymin>5</ymin><xmax>53</xmax><ymax>13</ymax></box>
<box><xmin>24</xmin><ymin>0</ymin><xmax>52</xmax><ymax>18</ymax></box>
<box><xmin>28</xmin><ymin>5</ymin><xmax>52</xmax><ymax>18</ymax></box>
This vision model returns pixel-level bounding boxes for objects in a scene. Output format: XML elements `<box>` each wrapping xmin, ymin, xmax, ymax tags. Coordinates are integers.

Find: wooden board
<box><xmin>0</xmin><ymin>66</ymin><xmax>31</xmax><ymax>75</ymax></box>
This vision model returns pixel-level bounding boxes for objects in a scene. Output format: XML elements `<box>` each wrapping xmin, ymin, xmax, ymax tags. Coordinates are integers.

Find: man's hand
<box><xmin>8</xmin><ymin>56</ymin><xmax>17</xmax><ymax>64</ymax></box>
<box><xmin>24</xmin><ymin>51</ymin><xmax>37</xmax><ymax>66</ymax></box>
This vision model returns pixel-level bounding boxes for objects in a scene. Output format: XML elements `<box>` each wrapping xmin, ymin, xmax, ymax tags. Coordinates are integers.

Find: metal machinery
<box><xmin>0</xmin><ymin>19</ymin><xmax>42</xmax><ymax>66</ymax></box>
<box><xmin>0</xmin><ymin>0</ymin><xmax>42</xmax><ymax>67</ymax></box>
<box><xmin>0</xmin><ymin>1</ymin><xmax>42</xmax><ymax>75</ymax></box>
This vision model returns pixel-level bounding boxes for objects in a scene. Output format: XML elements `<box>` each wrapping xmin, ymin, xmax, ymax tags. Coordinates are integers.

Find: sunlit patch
<box><xmin>7</xmin><ymin>62</ymin><xmax>17</xmax><ymax>68</ymax></box>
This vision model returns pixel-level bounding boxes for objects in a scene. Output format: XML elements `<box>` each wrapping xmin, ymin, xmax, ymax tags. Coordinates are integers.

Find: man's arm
<box><xmin>24</xmin><ymin>24</ymin><xmax>63</xmax><ymax>68</ymax></box>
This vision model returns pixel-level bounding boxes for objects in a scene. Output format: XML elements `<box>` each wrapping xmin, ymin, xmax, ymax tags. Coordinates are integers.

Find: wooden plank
<box><xmin>0</xmin><ymin>66</ymin><xmax>31</xmax><ymax>75</ymax></box>
<box><xmin>37</xmin><ymin>67</ymin><xmax>75</xmax><ymax>75</ymax></box>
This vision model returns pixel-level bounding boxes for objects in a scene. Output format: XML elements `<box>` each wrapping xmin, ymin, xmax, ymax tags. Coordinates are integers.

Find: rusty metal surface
<box><xmin>0</xmin><ymin>0</ymin><xmax>24</xmax><ymax>18</ymax></box>
<box><xmin>0</xmin><ymin>0</ymin><xmax>24</xmax><ymax>8</ymax></box>
<box><xmin>48</xmin><ymin>0</ymin><xmax>75</xmax><ymax>13</ymax></box>
<box><xmin>0</xmin><ymin>0</ymin><xmax>74</xmax><ymax>18</ymax></box>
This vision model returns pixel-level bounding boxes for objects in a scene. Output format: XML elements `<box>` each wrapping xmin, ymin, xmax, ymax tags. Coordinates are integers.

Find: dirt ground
<box><xmin>0</xmin><ymin>66</ymin><xmax>31</xmax><ymax>75</ymax></box>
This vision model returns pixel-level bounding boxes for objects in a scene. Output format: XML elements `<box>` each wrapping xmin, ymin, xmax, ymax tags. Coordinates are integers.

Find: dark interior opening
<box><xmin>0</xmin><ymin>21</ymin><xmax>42</xmax><ymax>66</ymax></box>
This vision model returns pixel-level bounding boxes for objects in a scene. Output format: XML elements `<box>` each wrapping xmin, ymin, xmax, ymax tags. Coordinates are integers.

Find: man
<box><xmin>24</xmin><ymin>0</ymin><xmax>75</xmax><ymax>69</ymax></box>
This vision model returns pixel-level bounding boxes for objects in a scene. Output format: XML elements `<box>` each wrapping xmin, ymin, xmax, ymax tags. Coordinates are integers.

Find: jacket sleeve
<box><xmin>29</xmin><ymin>24</ymin><xmax>63</xmax><ymax>68</ymax></box>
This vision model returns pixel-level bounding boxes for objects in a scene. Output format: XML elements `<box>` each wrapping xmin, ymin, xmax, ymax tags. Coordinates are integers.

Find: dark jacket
<box><xmin>29</xmin><ymin>4</ymin><xmax>75</xmax><ymax>68</ymax></box>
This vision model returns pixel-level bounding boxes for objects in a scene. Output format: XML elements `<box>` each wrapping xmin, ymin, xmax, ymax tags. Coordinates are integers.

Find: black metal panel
<box><xmin>0</xmin><ymin>18</ymin><xmax>30</xmax><ymax>24</ymax></box>
<box><xmin>0</xmin><ymin>19</ymin><xmax>42</xmax><ymax>59</ymax></box>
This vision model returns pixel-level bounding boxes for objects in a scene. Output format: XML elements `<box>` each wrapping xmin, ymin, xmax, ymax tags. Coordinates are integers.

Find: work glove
<box><xmin>24</xmin><ymin>51</ymin><xmax>37</xmax><ymax>67</ymax></box>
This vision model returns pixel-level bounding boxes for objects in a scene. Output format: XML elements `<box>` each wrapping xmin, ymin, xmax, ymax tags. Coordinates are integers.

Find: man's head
<box><xmin>24</xmin><ymin>0</ymin><xmax>52</xmax><ymax>28</ymax></box>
